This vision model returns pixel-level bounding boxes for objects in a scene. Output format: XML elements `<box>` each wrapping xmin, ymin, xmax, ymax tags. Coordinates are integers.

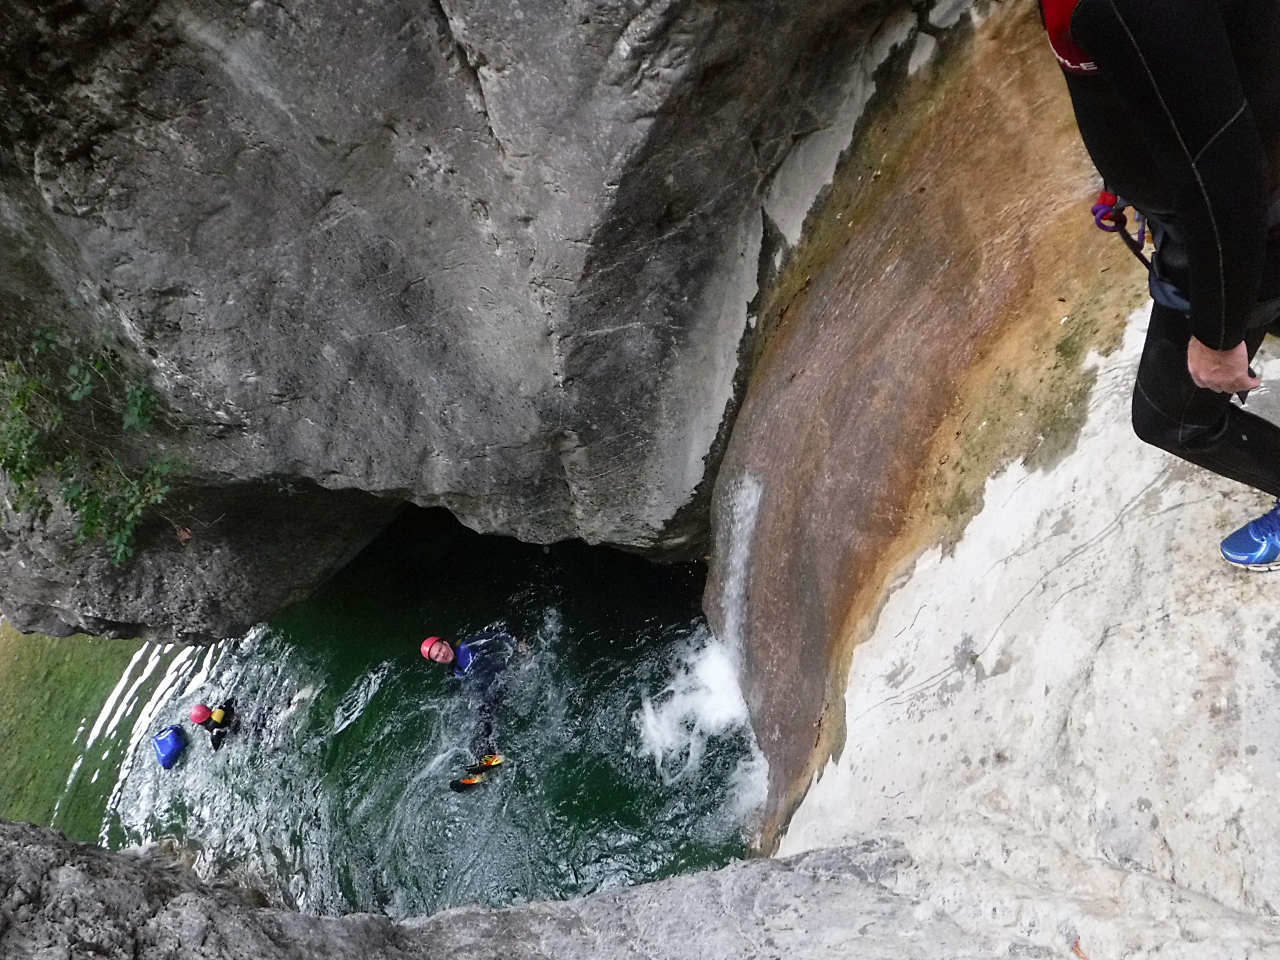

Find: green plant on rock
<box><xmin>0</xmin><ymin>358</ymin><xmax>63</xmax><ymax>518</ymax></box>
<box><xmin>122</xmin><ymin>383</ymin><xmax>157</xmax><ymax>432</ymax></box>
<box><xmin>0</xmin><ymin>328</ymin><xmax>176</xmax><ymax>564</ymax></box>
<box><xmin>61</xmin><ymin>455</ymin><xmax>175</xmax><ymax>564</ymax></box>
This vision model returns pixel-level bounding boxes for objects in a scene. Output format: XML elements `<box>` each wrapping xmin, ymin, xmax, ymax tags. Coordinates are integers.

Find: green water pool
<box><xmin>0</xmin><ymin>509</ymin><xmax>764</xmax><ymax>917</ymax></box>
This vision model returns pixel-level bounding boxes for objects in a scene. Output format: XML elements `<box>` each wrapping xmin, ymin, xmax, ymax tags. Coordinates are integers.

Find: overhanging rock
<box><xmin>0</xmin><ymin>0</ymin><xmax>917</xmax><ymax>635</ymax></box>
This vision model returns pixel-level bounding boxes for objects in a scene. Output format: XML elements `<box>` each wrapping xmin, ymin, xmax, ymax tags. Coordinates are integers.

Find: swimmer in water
<box><xmin>421</xmin><ymin>630</ymin><xmax>515</xmax><ymax>789</ymax></box>
<box><xmin>189</xmin><ymin>700</ymin><xmax>236</xmax><ymax>751</ymax></box>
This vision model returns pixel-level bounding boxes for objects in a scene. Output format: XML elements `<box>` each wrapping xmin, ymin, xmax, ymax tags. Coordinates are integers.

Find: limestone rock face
<box><xmin>0</xmin><ymin>479</ymin><xmax>400</xmax><ymax>641</ymax></box>
<box><xmin>779</xmin><ymin>312</ymin><xmax>1280</xmax><ymax>958</ymax></box>
<box><xmin>0</xmin><ymin>819</ymin><xmax>1050</xmax><ymax>958</ymax></box>
<box><xmin>9</xmin><ymin>815</ymin><xmax>1280</xmax><ymax>958</ymax></box>
<box><xmin>0</xmin><ymin>0</ymin><xmax>890</xmax><ymax>636</ymax></box>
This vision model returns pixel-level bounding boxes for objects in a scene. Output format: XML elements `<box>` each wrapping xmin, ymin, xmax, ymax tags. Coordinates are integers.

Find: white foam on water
<box><xmin>275</xmin><ymin>680</ymin><xmax>322</xmax><ymax>729</ymax></box>
<box><xmin>635</xmin><ymin>628</ymin><xmax>754</xmax><ymax>784</ymax></box>
<box><xmin>99</xmin><ymin>644</ymin><xmax>197</xmax><ymax>844</ymax></box>
<box><xmin>101</xmin><ymin>643</ymin><xmax>164</xmax><ymax>743</ymax></box>
<box><xmin>540</xmin><ymin>606</ymin><xmax>563</xmax><ymax>644</ymax></box>
<box><xmin>190</xmin><ymin>625</ymin><xmax>266</xmax><ymax>708</ymax></box>
<box><xmin>62</xmin><ymin>641</ymin><xmax>164</xmax><ymax>824</ymax></box>
<box><xmin>177</xmin><ymin>640</ymin><xmax>232</xmax><ymax>700</ymax></box>
<box><xmin>110</xmin><ymin>626</ymin><xmax>336</xmax><ymax>904</ymax></box>
<box><xmin>130</xmin><ymin>646</ymin><xmax>198</xmax><ymax>739</ymax></box>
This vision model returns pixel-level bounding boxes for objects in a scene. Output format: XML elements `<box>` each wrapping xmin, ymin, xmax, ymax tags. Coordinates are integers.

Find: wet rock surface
<box><xmin>704</xmin><ymin>0</ymin><xmax>1147</xmax><ymax>844</ymax></box>
<box><xmin>0</xmin><ymin>0</ymin><xmax>903</xmax><ymax>635</ymax></box>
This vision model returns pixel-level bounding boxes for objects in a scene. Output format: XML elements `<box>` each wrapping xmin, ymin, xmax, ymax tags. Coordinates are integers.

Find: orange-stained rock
<box><xmin>706</xmin><ymin>2</ymin><xmax>1148</xmax><ymax>849</ymax></box>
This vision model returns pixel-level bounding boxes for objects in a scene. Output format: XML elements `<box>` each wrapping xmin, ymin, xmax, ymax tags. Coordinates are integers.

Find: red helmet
<box><xmin>190</xmin><ymin>703</ymin><xmax>212</xmax><ymax>724</ymax></box>
<box><xmin>421</xmin><ymin>637</ymin><xmax>444</xmax><ymax>659</ymax></box>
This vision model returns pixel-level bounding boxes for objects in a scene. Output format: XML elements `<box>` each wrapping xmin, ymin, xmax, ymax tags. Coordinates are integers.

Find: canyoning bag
<box><xmin>1038</xmin><ymin>1</ymin><xmax>1185</xmax><ymax>300</ymax></box>
<box><xmin>152</xmin><ymin>724</ymin><xmax>187</xmax><ymax>770</ymax></box>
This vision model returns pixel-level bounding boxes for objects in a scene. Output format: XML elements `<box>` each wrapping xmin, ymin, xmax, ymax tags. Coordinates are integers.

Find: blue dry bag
<box><xmin>152</xmin><ymin>724</ymin><xmax>186</xmax><ymax>770</ymax></box>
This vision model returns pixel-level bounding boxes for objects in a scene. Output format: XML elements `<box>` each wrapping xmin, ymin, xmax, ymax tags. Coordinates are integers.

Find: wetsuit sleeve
<box><xmin>1071</xmin><ymin>0</ymin><xmax>1269</xmax><ymax>349</ymax></box>
<box><xmin>463</xmin><ymin>631</ymin><xmax>513</xmax><ymax>658</ymax></box>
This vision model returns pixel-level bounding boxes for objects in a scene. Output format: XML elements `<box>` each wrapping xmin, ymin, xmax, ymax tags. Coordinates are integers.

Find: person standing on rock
<box><xmin>421</xmin><ymin>629</ymin><xmax>514</xmax><ymax>790</ymax></box>
<box><xmin>1040</xmin><ymin>0</ymin><xmax>1280</xmax><ymax>567</ymax></box>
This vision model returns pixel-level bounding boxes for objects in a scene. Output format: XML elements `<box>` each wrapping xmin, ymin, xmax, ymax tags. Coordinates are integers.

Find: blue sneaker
<box><xmin>1221</xmin><ymin>500</ymin><xmax>1280</xmax><ymax>569</ymax></box>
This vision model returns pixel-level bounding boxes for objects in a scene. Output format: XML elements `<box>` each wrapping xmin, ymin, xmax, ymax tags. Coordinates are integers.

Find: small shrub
<box><xmin>0</xmin><ymin>329</ymin><xmax>177</xmax><ymax>564</ymax></box>
<box><xmin>122</xmin><ymin>384</ymin><xmax>156</xmax><ymax>432</ymax></box>
<box><xmin>63</xmin><ymin>456</ymin><xmax>174</xmax><ymax>564</ymax></box>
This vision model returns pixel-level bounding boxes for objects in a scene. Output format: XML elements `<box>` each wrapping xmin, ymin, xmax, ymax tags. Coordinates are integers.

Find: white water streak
<box><xmin>49</xmin><ymin>756</ymin><xmax>85</xmax><ymax>826</ymax></box>
<box><xmin>720</xmin><ymin>474</ymin><xmax>764</xmax><ymax>656</ymax></box>
<box><xmin>99</xmin><ymin>645</ymin><xmax>197</xmax><ymax>845</ymax></box>
<box><xmin>84</xmin><ymin>644</ymin><xmax>149</xmax><ymax>750</ymax></box>
<box><xmin>178</xmin><ymin>641</ymin><xmax>231</xmax><ymax>700</ymax></box>
<box><xmin>101</xmin><ymin>644</ymin><xmax>164</xmax><ymax>744</ymax></box>
<box><xmin>330</xmin><ymin>661</ymin><xmax>392</xmax><ymax>737</ymax></box>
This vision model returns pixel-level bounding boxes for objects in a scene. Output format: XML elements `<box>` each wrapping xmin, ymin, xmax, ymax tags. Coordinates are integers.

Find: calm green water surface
<box><xmin>3</xmin><ymin>510</ymin><xmax>763</xmax><ymax>917</ymax></box>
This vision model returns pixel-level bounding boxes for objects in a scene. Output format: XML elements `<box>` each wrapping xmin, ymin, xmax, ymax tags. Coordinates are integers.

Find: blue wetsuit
<box><xmin>448</xmin><ymin>630</ymin><xmax>513</xmax><ymax>756</ymax></box>
<box><xmin>450</xmin><ymin>630</ymin><xmax>512</xmax><ymax>690</ymax></box>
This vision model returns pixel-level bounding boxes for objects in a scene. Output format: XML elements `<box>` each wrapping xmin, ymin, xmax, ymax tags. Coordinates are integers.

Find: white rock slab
<box><xmin>780</xmin><ymin>304</ymin><xmax>1280</xmax><ymax>957</ymax></box>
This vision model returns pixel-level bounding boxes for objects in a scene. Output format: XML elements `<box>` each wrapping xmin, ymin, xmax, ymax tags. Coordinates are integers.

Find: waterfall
<box><xmin>719</xmin><ymin>473</ymin><xmax>764</xmax><ymax>657</ymax></box>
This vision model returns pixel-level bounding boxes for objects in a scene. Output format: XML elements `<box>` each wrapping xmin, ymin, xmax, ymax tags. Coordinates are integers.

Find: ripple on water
<box><xmin>93</xmin><ymin>511</ymin><xmax>766</xmax><ymax>917</ymax></box>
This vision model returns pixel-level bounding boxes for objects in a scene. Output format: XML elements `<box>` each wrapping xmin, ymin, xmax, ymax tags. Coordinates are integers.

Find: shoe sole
<box><xmin>1224</xmin><ymin>558</ymin><xmax>1280</xmax><ymax>571</ymax></box>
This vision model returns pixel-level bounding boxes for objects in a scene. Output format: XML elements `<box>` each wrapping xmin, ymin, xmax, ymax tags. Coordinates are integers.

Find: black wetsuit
<box><xmin>198</xmin><ymin>701</ymin><xmax>236</xmax><ymax>751</ymax></box>
<box><xmin>1049</xmin><ymin>0</ymin><xmax>1280</xmax><ymax>495</ymax></box>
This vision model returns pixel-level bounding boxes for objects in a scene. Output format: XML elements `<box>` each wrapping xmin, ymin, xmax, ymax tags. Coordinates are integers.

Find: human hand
<box><xmin>1187</xmin><ymin>337</ymin><xmax>1261</xmax><ymax>393</ymax></box>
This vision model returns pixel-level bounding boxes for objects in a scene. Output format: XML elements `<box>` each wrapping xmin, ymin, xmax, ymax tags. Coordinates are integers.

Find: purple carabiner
<box><xmin>1092</xmin><ymin>202</ymin><xmax>1123</xmax><ymax>233</ymax></box>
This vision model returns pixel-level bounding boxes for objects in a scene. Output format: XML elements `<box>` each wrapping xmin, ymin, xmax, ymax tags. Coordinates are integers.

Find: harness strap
<box><xmin>1092</xmin><ymin>191</ymin><xmax>1152</xmax><ymax>269</ymax></box>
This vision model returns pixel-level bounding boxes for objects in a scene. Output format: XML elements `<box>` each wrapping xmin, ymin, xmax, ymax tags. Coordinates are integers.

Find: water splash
<box><xmin>633</xmin><ymin>626</ymin><xmax>768</xmax><ymax>830</ymax></box>
<box><xmin>635</xmin><ymin>628</ymin><xmax>751</xmax><ymax>783</ymax></box>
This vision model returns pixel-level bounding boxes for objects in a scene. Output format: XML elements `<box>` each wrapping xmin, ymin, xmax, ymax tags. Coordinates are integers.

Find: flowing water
<box><xmin>4</xmin><ymin>508</ymin><xmax>765</xmax><ymax>917</ymax></box>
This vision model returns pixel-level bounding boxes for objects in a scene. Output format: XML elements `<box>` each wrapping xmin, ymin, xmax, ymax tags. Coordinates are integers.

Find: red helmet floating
<box><xmin>421</xmin><ymin>636</ymin><xmax>444</xmax><ymax>659</ymax></box>
<box><xmin>190</xmin><ymin>703</ymin><xmax>212</xmax><ymax>724</ymax></box>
